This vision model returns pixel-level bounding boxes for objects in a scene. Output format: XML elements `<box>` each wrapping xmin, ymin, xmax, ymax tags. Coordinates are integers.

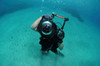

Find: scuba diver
<box><xmin>31</xmin><ymin>13</ymin><xmax>69</xmax><ymax>56</ymax></box>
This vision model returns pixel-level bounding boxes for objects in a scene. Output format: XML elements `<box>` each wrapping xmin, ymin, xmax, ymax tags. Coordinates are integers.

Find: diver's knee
<box><xmin>59</xmin><ymin>44</ymin><xmax>64</xmax><ymax>50</ymax></box>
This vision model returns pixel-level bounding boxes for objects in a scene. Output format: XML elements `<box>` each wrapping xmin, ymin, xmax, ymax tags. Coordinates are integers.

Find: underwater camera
<box><xmin>38</xmin><ymin>13</ymin><xmax>69</xmax><ymax>39</ymax></box>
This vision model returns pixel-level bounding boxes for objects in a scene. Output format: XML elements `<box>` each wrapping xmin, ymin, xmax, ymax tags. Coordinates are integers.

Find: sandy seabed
<box><xmin>0</xmin><ymin>8</ymin><xmax>100</xmax><ymax>66</ymax></box>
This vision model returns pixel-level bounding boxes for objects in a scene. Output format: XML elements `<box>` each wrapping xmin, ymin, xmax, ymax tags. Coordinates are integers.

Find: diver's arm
<box><xmin>58</xmin><ymin>42</ymin><xmax>64</xmax><ymax>50</ymax></box>
<box><xmin>31</xmin><ymin>17</ymin><xmax>42</xmax><ymax>31</ymax></box>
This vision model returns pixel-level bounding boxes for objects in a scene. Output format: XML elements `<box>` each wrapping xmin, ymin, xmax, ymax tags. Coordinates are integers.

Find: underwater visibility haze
<box><xmin>0</xmin><ymin>0</ymin><xmax>100</xmax><ymax>66</ymax></box>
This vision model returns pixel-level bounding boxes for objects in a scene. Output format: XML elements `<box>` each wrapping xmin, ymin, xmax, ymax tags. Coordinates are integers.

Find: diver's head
<box><xmin>42</xmin><ymin>21</ymin><xmax>52</xmax><ymax>35</ymax></box>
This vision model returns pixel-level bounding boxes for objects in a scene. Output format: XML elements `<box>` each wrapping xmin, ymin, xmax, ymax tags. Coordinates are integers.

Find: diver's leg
<box><xmin>40</xmin><ymin>43</ymin><xmax>50</xmax><ymax>54</ymax></box>
<box><xmin>51</xmin><ymin>45</ymin><xmax>58</xmax><ymax>54</ymax></box>
<box><xmin>51</xmin><ymin>45</ymin><xmax>64</xmax><ymax>57</ymax></box>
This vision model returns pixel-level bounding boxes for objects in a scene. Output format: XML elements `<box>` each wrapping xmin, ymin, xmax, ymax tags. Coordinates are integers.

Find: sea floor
<box><xmin>0</xmin><ymin>8</ymin><xmax>100</xmax><ymax>66</ymax></box>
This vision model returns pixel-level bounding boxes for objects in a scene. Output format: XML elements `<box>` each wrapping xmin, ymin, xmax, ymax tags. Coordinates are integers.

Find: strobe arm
<box><xmin>51</xmin><ymin>12</ymin><xmax>69</xmax><ymax>30</ymax></box>
<box><xmin>61</xmin><ymin>18</ymin><xmax>69</xmax><ymax>29</ymax></box>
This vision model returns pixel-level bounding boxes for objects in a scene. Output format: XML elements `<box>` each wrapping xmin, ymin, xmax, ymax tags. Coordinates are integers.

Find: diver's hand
<box><xmin>31</xmin><ymin>17</ymin><xmax>42</xmax><ymax>31</ymax></box>
<box><xmin>58</xmin><ymin>43</ymin><xmax>64</xmax><ymax>50</ymax></box>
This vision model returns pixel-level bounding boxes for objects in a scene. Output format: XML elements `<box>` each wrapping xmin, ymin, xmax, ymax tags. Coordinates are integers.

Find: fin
<box><xmin>57</xmin><ymin>51</ymin><xmax>64</xmax><ymax>57</ymax></box>
<box><xmin>41</xmin><ymin>50</ymin><xmax>49</xmax><ymax>55</ymax></box>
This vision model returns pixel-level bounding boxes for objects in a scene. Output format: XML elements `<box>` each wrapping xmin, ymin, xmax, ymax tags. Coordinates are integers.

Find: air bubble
<box><xmin>42</xmin><ymin>0</ymin><xmax>44</xmax><ymax>2</ymax></box>
<box><xmin>40</xmin><ymin>10</ymin><xmax>42</xmax><ymax>12</ymax></box>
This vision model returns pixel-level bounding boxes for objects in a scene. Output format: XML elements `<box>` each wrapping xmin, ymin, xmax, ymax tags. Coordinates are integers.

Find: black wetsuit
<box><xmin>37</xmin><ymin>20</ymin><xmax>63</xmax><ymax>53</ymax></box>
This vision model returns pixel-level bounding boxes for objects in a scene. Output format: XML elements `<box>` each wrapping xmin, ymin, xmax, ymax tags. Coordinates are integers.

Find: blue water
<box><xmin>0</xmin><ymin>0</ymin><xmax>100</xmax><ymax>66</ymax></box>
